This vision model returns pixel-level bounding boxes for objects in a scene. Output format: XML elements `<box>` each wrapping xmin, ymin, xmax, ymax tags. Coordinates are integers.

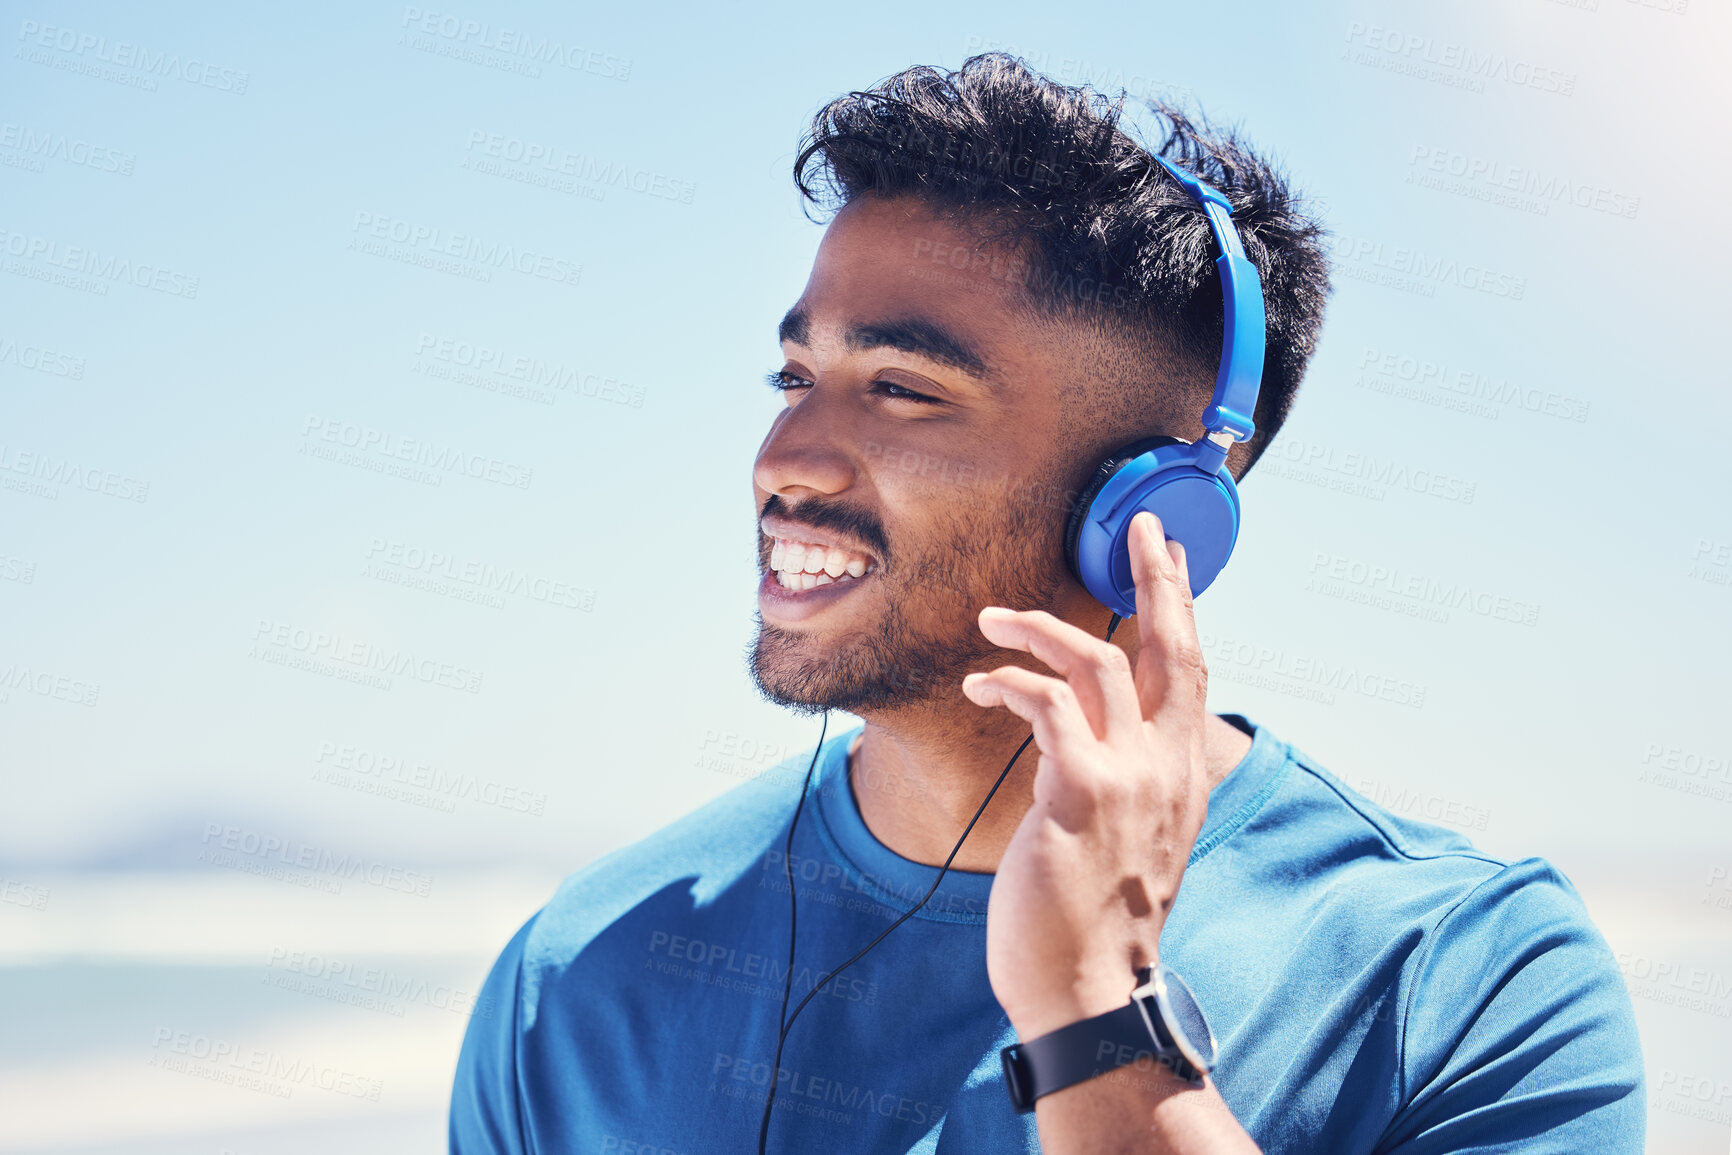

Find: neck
<box><xmin>845</xmin><ymin>706</ymin><xmax>1253</xmax><ymax>874</ymax></box>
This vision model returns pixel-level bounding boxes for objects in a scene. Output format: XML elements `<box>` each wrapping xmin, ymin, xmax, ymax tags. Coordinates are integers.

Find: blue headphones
<box><xmin>1062</xmin><ymin>156</ymin><xmax>1266</xmax><ymax>615</ymax></box>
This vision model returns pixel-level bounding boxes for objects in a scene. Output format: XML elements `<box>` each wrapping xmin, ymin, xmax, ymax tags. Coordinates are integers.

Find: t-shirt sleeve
<box><xmin>450</xmin><ymin>912</ymin><xmax>539</xmax><ymax>1155</ymax></box>
<box><xmin>1374</xmin><ymin>857</ymin><xmax>1645</xmax><ymax>1155</ymax></box>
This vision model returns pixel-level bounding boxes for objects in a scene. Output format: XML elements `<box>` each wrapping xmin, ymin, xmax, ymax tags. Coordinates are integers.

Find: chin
<box><xmin>747</xmin><ymin>618</ymin><xmax>956</xmax><ymax>717</ymax></box>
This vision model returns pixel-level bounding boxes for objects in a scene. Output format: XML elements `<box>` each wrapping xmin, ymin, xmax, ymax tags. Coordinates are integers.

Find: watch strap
<box><xmin>1000</xmin><ymin>994</ymin><xmax>1201</xmax><ymax>1113</ymax></box>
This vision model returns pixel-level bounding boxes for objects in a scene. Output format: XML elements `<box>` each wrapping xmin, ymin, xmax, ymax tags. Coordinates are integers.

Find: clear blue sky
<box><xmin>3</xmin><ymin>0</ymin><xmax>1725</xmax><ymax>871</ymax></box>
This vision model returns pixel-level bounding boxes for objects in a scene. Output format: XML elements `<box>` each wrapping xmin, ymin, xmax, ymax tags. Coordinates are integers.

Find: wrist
<box><xmin>999</xmin><ymin>959</ymin><xmax>1217</xmax><ymax>1116</ymax></box>
<box><xmin>1005</xmin><ymin>960</ymin><xmax>1153</xmax><ymax>1040</ymax></box>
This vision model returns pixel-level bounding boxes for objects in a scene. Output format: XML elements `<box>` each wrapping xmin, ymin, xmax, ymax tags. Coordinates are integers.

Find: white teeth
<box><xmin>766</xmin><ymin>536</ymin><xmax>875</xmax><ymax>588</ymax></box>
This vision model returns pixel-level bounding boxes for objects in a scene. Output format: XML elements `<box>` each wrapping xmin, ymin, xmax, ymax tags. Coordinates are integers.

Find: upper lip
<box><xmin>760</xmin><ymin>515</ymin><xmax>880</xmax><ymax>565</ymax></box>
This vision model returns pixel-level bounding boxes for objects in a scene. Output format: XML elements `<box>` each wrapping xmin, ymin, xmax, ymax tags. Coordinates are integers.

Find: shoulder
<box><xmin>1282</xmin><ymin>739</ymin><xmax>1501</xmax><ymax>867</ymax></box>
<box><xmin>1266</xmin><ymin>735</ymin><xmax>1623</xmax><ymax>955</ymax></box>
<box><xmin>1221</xmin><ymin>723</ymin><xmax>1635</xmax><ymax>1028</ymax></box>
<box><xmin>451</xmin><ymin>743</ymin><xmax>825</xmax><ymax>1147</ymax></box>
<box><xmin>522</xmin><ymin>749</ymin><xmax>811</xmax><ymax>969</ymax></box>
<box><xmin>1247</xmin><ymin>735</ymin><xmax>1539</xmax><ymax>925</ymax></box>
<box><xmin>1380</xmin><ymin>854</ymin><xmax>1645</xmax><ymax>1150</ymax></box>
<box><xmin>1249</xmin><ymin>729</ymin><xmax>1643</xmax><ymax>1148</ymax></box>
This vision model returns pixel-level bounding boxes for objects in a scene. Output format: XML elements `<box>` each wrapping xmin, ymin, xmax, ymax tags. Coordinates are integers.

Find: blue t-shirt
<box><xmin>450</xmin><ymin>715</ymin><xmax>1644</xmax><ymax>1154</ymax></box>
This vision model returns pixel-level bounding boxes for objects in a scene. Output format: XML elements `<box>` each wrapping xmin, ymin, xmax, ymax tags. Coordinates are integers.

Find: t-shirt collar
<box><xmin>808</xmin><ymin>714</ymin><xmax>1286</xmax><ymax>925</ymax></box>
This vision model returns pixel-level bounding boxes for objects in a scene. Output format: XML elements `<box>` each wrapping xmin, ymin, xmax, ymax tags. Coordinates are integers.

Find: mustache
<box><xmin>760</xmin><ymin>494</ymin><xmax>892</xmax><ymax>565</ymax></box>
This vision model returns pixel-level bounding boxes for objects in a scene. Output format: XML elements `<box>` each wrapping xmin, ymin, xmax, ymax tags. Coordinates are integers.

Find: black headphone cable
<box><xmin>756</xmin><ymin>612</ymin><xmax>1123</xmax><ymax>1153</ymax></box>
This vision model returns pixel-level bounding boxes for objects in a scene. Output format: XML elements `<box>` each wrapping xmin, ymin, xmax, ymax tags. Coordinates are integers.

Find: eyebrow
<box><xmin>778</xmin><ymin>307</ymin><xmax>995</xmax><ymax>383</ymax></box>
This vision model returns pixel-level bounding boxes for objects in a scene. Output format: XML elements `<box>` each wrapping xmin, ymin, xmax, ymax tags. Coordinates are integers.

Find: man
<box><xmin>451</xmin><ymin>54</ymin><xmax>1643</xmax><ymax>1153</ymax></box>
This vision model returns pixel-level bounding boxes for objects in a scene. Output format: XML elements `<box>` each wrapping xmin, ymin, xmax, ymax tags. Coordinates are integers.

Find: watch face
<box><xmin>1157</xmin><ymin>967</ymin><xmax>1217</xmax><ymax>1070</ymax></box>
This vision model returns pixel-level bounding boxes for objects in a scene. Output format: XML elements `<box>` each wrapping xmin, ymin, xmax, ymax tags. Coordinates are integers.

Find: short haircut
<box><xmin>791</xmin><ymin>52</ymin><xmax>1333</xmax><ymax>477</ymax></box>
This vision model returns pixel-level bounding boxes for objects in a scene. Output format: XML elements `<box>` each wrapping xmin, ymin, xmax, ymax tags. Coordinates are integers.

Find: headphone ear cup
<box><xmin>1127</xmin><ymin>472</ymin><xmax>1241</xmax><ymax>595</ymax></box>
<box><xmin>1067</xmin><ymin>438</ymin><xmax>1243</xmax><ymax>613</ymax></box>
<box><xmin>1064</xmin><ymin>436</ymin><xmax>1188</xmax><ymax>585</ymax></box>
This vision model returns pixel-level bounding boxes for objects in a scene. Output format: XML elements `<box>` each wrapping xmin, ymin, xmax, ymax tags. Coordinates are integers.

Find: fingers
<box><xmin>974</xmin><ymin>607</ymin><xmax>1144</xmax><ymax>743</ymax></box>
<box><xmin>1128</xmin><ymin>512</ymin><xmax>1209</xmax><ymax>728</ymax></box>
<box><xmin>961</xmin><ymin>665</ymin><xmax>1100</xmax><ymax>769</ymax></box>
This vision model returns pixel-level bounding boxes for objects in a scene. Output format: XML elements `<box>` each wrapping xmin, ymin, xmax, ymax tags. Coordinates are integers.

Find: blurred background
<box><xmin>2</xmin><ymin>0</ymin><xmax>1728</xmax><ymax>1150</ymax></box>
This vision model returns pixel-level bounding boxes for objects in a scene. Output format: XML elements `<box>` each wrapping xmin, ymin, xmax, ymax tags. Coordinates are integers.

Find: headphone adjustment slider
<box><xmin>1193</xmin><ymin>430</ymin><xmax>1235</xmax><ymax>476</ymax></box>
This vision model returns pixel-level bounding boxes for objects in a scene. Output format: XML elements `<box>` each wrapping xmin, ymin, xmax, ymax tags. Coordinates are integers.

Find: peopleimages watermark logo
<box><xmin>1330</xmin><ymin>234</ymin><xmax>1525</xmax><ymax>300</ymax></box>
<box><xmin>1705</xmin><ymin>865</ymin><xmax>1732</xmax><ymax>915</ymax></box>
<box><xmin>0</xmin><ymin>877</ymin><xmax>50</xmax><ymax>911</ymax></box>
<box><xmin>263</xmin><ymin>947</ymin><xmax>492</xmax><ymax>1019</ymax></box>
<box><xmin>197</xmin><ymin>823</ymin><xmax>434</xmax><ymax>897</ymax></box>
<box><xmin>0</xmin><ymin>553</ymin><xmax>36</xmax><ymax>585</ymax></box>
<box><xmin>1406</xmin><ymin>145</ymin><xmax>1639</xmax><ymax>220</ymax></box>
<box><xmin>0</xmin><ymin>226</ymin><xmax>199</xmax><ymax>298</ymax></box>
<box><xmin>1340</xmin><ymin>22</ymin><xmax>1576</xmax><ymax>96</ymax></box>
<box><xmin>1259</xmin><ymin>433</ymin><xmax>1477</xmax><ymax>506</ymax></box>
<box><xmin>0</xmin><ymin>121</ymin><xmax>135</xmax><ymax>176</ymax></box>
<box><xmin>1306</xmin><ymin>550</ymin><xmax>1541</xmax><ymax>628</ymax></box>
<box><xmin>1649</xmin><ymin>1067</ymin><xmax>1730</xmax><ymax>1129</ymax></box>
<box><xmin>312</xmin><ymin>739</ymin><xmax>548</xmax><ymax>816</ymax></box>
<box><xmin>1687</xmin><ymin>537</ymin><xmax>1732</xmax><ymax>591</ymax></box>
<box><xmin>646</xmin><ymin>928</ymin><xmax>880</xmax><ymax>1007</ymax></box>
<box><xmin>1198</xmin><ymin>630</ymin><xmax>1428</xmax><ymax>709</ymax></box>
<box><xmin>298</xmin><ymin>414</ymin><xmax>533</xmax><ymax>490</ymax></box>
<box><xmin>709</xmin><ymin>1051</ymin><xmax>942</xmax><ymax>1130</ymax></box>
<box><xmin>148</xmin><ymin>1027</ymin><xmax>383</xmax><ymax>1102</ymax></box>
<box><xmin>0</xmin><ymin>662</ymin><xmax>100</xmax><ymax>708</ymax></box>
<box><xmin>363</xmin><ymin>536</ymin><xmax>595</xmax><ymax>613</ymax></box>
<box><xmin>0</xmin><ymin>443</ymin><xmax>148</xmax><ymax>503</ymax></box>
<box><xmin>348</xmin><ymin>211</ymin><xmax>582</xmax><ymax>288</ymax></box>
<box><xmin>1615</xmin><ymin>950</ymin><xmax>1731</xmax><ymax>1018</ymax></box>
<box><xmin>249</xmin><ymin>617</ymin><xmax>485</xmax><ymax>695</ymax></box>
<box><xmin>412</xmin><ymin>332</ymin><xmax>646</xmax><ymax>409</ymax></box>
<box><xmin>0</xmin><ymin>332</ymin><xmax>86</xmax><ymax>379</ymax></box>
<box><xmin>462</xmin><ymin>130</ymin><xmax>695</xmax><ymax>205</ymax></box>
<box><xmin>1353</xmin><ymin>346</ymin><xmax>1590</xmax><ymax>424</ymax></box>
<box><xmin>1635</xmin><ymin>740</ymin><xmax>1731</xmax><ymax>805</ymax></box>
<box><xmin>0</xmin><ymin>442</ymin><xmax>147</xmax><ymax>503</ymax></box>
<box><xmin>760</xmin><ymin>848</ymin><xmax>985</xmax><ymax>918</ymax></box>
<box><xmin>397</xmin><ymin>7</ymin><xmax>630</xmax><ymax>80</ymax></box>
<box><xmin>15</xmin><ymin>19</ymin><xmax>250</xmax><ymax>94</ymax></box>
<box><xmin>1352</xmin><ymin>775</ymin><xmax>1492</xmax><ymax>831</ymax></box>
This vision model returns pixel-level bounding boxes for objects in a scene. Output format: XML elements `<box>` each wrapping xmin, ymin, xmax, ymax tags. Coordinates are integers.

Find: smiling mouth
<box><xmin>765</xmin><ymin>534</ymin><xmax>880</xmax><ymax>591</ymax></box>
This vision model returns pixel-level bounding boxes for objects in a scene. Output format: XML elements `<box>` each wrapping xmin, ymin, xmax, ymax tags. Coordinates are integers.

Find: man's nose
<box><xmin>753</xmin><ymin>393</ymin><xmax>856</xmax><ymax>498</ymax></box>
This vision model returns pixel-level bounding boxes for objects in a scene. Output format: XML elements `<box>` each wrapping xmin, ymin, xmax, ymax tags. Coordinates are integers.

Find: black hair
<box><xmin>791</xmin><ymin>51</ymin><xmax>1332</xmax><ymax>477</ymax></box>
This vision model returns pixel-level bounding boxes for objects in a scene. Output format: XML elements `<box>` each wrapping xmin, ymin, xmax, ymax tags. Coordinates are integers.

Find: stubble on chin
<box><xmin>747</xmin><ymin>527</ymin><xmax>1065</xmax><ymax>718</ymax></box>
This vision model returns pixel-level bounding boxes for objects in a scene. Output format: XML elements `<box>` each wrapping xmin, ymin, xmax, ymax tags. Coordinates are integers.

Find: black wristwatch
<box><xmin>1000</xmin><ymin>962</ymin><xmax>1217</xmax><ymax>1113</ymax></box>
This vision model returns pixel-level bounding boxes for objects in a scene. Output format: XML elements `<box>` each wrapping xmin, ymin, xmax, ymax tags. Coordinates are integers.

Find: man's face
<box><xmin>748</xmin><ymin>194</ymin><xmax>1100</xmax><ymax>717</ymax></box>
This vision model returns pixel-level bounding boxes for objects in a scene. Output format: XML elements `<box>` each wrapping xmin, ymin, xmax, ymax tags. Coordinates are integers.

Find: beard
<box><xmin>747</xmin><ymin>481</ymin><xmax>1070</xmax><ymax>717</ymax></box>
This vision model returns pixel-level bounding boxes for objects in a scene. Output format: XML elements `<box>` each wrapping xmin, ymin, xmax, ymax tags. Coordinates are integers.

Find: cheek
<box><xmin>869</xmin><ymin>446</ymin><xmax>992</xmax><ymax>502</ymax></box>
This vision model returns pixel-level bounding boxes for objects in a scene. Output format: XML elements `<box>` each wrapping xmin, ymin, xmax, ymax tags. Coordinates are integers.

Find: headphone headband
<box><xmin>1152</xmin><ymin>156</ymin><xmax>1265</xmax><ymax>475</ymax></box>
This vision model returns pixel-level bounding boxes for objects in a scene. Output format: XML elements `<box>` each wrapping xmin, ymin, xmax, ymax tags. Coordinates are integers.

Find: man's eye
<box><xmin>763</xmin><ymin>370</ymin><xmax>939</xmax><ymax>405</ymax></box>
<box><xmin>868</xmin><ymin>380</ymin><xmax>940</xmax><ymax>404</ymax></box>
<box><xmin>765</xmin><ymin>369</ymin><xmax>812</xmax><ymax>393</ymax></box>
